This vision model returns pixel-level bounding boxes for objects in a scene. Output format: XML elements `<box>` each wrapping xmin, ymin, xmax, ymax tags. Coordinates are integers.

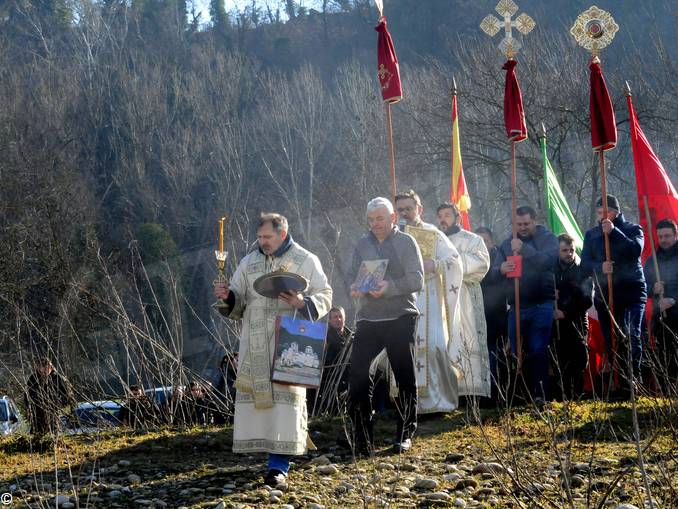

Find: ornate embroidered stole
<box><xmin>406</xmin><ymin>225</ymin><xmax>439</xmax><ymax>397</ymax></box>
<box><xmin>235</xmin><ymin>246</ymin><xmax>310</xmax><ymax>409</ymax></box>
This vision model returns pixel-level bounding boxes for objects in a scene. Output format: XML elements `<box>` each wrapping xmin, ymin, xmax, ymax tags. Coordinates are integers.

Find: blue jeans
<box><xmin>268</xmin><ymin>453</ymin><xmax>290</xmax><ymax>474</ymax></box>
<box><xmin>595</xmin><ymin>300</ymin><xmax>644</xmax><ymax>380</ymax></box>
<box><xmin>508</xmin><ymin>302</ymin><xmax>554</xmax><ymax>399</ymax></box>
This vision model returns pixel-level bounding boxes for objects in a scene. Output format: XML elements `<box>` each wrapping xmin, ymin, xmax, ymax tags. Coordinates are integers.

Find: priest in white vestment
<box><xmin>395</xmin><ymin>191</ymin><xmax>464</xmax><ymax>414</ymax></box>
<box><xmin>437</xmin><ymin>202</ymin><xmax>491</xmax><ymax>397</ymax></box>
<box><xmin>214</xmin><ymin>213</ymin><xmax>332</xmax><ymax>487</ymax></box>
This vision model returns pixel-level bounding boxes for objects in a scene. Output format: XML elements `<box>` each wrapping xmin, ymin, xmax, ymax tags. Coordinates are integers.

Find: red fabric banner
<box><xmin>589</xmin><ymin>59</ymin><xmax>617</xmax><ymax>152</ymax></box>
<box><xmin>627</xmin><ymin>94</ymin><xmax>678</xmax><ymax>263</ymax></box>
<box><xmin>502</xmin><ymin>59</ymin><xmax>527</xmax><ymax>142</ymax></box>
<box><xmin>375</xmin><ymin>17</ymin><xmax>402</xmax><ymax>104</ymax></box>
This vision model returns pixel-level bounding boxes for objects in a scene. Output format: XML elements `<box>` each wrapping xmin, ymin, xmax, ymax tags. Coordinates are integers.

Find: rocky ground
<box><xmin>1</xmin><ymin>399</ymin><xmax>677</xmax><ymax>508</ymax></box>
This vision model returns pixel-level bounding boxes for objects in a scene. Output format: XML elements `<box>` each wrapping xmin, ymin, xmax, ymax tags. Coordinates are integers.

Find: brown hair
<box><xmin>394</xmin><ymin>189</ymin><xmax>422</xmax><ymax>208</ymax></box>
<box><xmin>558</xmin><ymin>233</ymin><xmax>575</xmax><ymax>246</ymax></box>
<box><xmin>257</xmin><ymin>213</ymin><xmax>288</xmax><ymax>233</ymax></box>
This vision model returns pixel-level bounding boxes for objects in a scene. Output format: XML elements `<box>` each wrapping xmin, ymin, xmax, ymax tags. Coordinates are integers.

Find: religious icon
<box><xmin>354</xmin><ymin>259</ymin><xmax>389</xmax><ymax>294</ymax></box>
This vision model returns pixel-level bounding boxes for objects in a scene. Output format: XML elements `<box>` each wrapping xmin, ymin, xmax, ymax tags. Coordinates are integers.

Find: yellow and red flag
<box><xmin>450</xmin><ymin>93</ymin><xmax>471</xmax><ymax>230</ymax></box>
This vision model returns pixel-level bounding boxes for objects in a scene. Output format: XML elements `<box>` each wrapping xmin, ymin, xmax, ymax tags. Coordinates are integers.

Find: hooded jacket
<box><xmin>581</xmin><ymin>212</ymin><xmax>646</xmax><ymax>305</ymax></box>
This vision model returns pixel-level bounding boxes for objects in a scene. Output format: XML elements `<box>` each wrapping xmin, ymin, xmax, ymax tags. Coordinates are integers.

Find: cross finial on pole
<box><xmin>480</xmin><ymin>0</ymin><xmax>535</xmax><ymax>58</ymax></box>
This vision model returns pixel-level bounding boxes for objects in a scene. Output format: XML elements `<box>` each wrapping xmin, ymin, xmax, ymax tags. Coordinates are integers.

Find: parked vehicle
<box><xmin>0</xmin><ymin>396</ymin><xmax>28</xmax><ymax>435</ymax></box>
<box><xmin>72</xmin><ymin>400</ymin><xmax>122</xmax><ymax>428</ymax></box>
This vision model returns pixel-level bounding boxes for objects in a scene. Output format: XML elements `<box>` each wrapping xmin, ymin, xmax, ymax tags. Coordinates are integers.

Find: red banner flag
<box><xmin>375</xmin><ymin>17</ymin><xmax>402</xmax><ymax>104</ymax></box>
<box><xmin>502</xmin><ymin>59</ymin><xmax>527</xmax><ymax>142</ymax></box>
<box><xmin>589</xmin><ymin>59</ymin><xmax>617</xmax><ymax>152</ymax></box>
<box><xmin>627</xmin><ymin>93</ymin><xmax>678</xmax><ymax>263</ymax></box>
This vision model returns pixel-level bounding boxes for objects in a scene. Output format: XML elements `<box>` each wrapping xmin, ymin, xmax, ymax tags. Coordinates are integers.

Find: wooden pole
<box><xmin>511</xmin><ymin>139</ymin><xmax>522</xmax><ymax>366</ymax></box>
<box><xmin>386</xmin><ymin>102</ymin><xmax>397</xmax><ymax>203</ymax></box>
<box><xmin>643</xmin><ymin>196</ymin><xmax>665</xmax><ymax>316</ymax></box>
<box><xmin>599</xmin><ymin>150</ymin><xmax>616</xmax><ymax>386</ymax></box>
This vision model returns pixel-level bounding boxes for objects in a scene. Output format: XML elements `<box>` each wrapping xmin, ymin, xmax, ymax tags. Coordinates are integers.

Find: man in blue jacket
<box><xmin>581</xmin><ymin>195</ymin><xmax>646</xmax><ymax>393</ymax></box>
<box><xmin>490</xmin><ymin>206</ymin><xmax>559</xmax><ymax>403</ymax></box>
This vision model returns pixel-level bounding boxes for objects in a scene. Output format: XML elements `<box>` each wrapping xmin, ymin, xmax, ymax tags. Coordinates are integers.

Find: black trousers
<box><xmin>348</xmin><ymin>314</ymin><xmax>418</xmax><ymax>446</ymax></box>
<box><xmin>552</xmin><ymin>320</ymin><xmax>589</xmax><ymax>399</ymax></box>
<box><xmin>652</xmin><ymin>314</ymin><xmax>678</xmax><ymax>395</ymax></box>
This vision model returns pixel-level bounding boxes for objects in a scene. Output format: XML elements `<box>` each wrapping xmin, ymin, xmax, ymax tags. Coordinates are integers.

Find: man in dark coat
<box><xmin>489</xmin><ymin>206</ymin><xmax>559</xmax><ymax>403</ymax></box>
<box><xmin>119</xmin><ymin>385</ymin><xmax>158</xmax><ymax>430</ymax></box>
<box><xmin>643</xmin><ymin>218</ymin><xmax>678</xmax><ymax>394</ymax></box>
<box><xmin>311</xmin><ymin>306</ymin><xmax>352</xmax><ymax>415</ymax></box>
<box><xmin>476</xmin><ymin>226</ymin><xmax>508</xmax><ymax>402</ymax></box>
<box><xmin>553</xmin><ymin>234</ymin><xmax>593</xmax><ymax>399</ymax></box>
<box><xmin>184</xmin><ymin>381</ymin><xmax>212</xmax><ymax>426</ymax></box>
<box><xmin>581</xmin><ymin>195</ymin><xmax>646</xmax><ymax>391</ymax></box>
<box><xmin>25</xmin><ymin>358</ymin><xmax>73</xmax><ymax>435</ymax></box>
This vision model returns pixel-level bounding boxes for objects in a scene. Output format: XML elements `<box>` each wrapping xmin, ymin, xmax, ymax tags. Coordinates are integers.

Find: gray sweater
<box><xmin>349</xmin><ymin>227</ymin><xmax>424</xmax><ymax>321</ymax></box>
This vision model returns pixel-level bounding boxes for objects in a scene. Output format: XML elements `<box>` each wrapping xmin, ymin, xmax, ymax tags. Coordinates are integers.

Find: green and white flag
<box><xmin>541</xmin><ymin>135</ymin><xmax>583</xmax><ymax>252</ymax></box>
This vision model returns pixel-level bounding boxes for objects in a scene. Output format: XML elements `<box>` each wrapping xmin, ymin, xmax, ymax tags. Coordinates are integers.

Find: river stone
<box><xmin>474</xmin><ymin>487</ymin><xmax>495</xmax><ymax>497</ymax></box>
<box><xmin>118</xmin><ymin>460</ymin><xmax>131</xmax><ymax>467</ymax></box>
<box><xmin>446</xmin><ymin>453</ymin><xmax>466</xmax><ymax>463</ymax></box>
<box><xmin>316</xmin><ymin>465</ymin><xmax>338</xmax><ymax>475</ymax></box>
<box><xmin>414</xmin><ymin>478</ymin><xmax>439</xmax><ymax>490</ymax></box>
<box><xmin>53</xmin><ymin>495</ymin><xmax>70</xmax><ymax>506</ymax></box>
<box><xmin>453</xmin><ymin>498</ymin><xmax>467</xmax><ymax>508</ymax></box>
<box><xmin>377</xmin><ymin>462</ymin><xmax>395</xmax><ymax>470</ymax></box>
<box><xmin>472</xmin><ymin>463</ymin><xmax>507</xmax><ymax>475</ymax></box>
<box><xmin>309</xmin><ymin>455</ymin><xmax>331</xmax><ymax>466</ymax></box>
<box><xmin>613</xmin><ymin>505</ymin><xmax>640</xmax><ymax>509</ymax></box>
<box><xmin>127</xmin><ymin>474</ymin><xmax>141</xmax><ymax>484</ymax></box>
<box><xmin>426</xmin><ymin>492</ymin><xmax>451</xmax><ymax>501</ymax></box>
<box><xmin>454</xmin><ymin>478</ymin><xmax>479</xmax><ymax>490</ymax></box>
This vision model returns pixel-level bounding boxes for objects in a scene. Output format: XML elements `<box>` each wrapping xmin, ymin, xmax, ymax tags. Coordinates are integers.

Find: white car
<box><xmin>0</xmin><ymin>396</ymin><xmax>28</xmax><ymax>435</ymax></box>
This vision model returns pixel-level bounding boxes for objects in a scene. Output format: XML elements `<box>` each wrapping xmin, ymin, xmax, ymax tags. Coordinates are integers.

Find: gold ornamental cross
<box><xmin>570</xmin><ymin>6</ymin><xmax>619</xmax><ymax>57</ymax></box>
<box><xmin>480</xmin><ymin>0</ymin><xmax>535</xmax><ymax>58</ymax></box>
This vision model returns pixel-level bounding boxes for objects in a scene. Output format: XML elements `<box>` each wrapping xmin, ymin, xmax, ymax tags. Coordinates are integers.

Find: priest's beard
<box><xmin>440</xmin><ymin>224</ymin><xmax>460</xmax><ymax>236</ymax></box>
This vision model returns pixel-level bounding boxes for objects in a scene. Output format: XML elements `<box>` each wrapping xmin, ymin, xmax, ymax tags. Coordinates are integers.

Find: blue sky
<box><xmin>193</xmin><ymin>0</ymin><xmax>322</xmax><ymax>24</ymax></box>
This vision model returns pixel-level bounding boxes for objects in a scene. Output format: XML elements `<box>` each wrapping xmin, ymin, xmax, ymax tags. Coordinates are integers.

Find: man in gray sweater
<box><xmin>347</xmin><ymin>197</ymin><xmax>424</xmax><ymax>455</ymax></box>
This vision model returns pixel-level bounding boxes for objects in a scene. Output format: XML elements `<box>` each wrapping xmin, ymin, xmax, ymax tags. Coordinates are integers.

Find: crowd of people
<box><xmin>19</xmin><ymin>191</ymin><xmax>677</xmax><ymax>491</ymax></box>
<box><xmin>22</xmin><ymin>354</ymin><xmax>239</xmax><ymax>436</ymax></box>
<box><xmin>213</xmin><ymin>191</ymin><xmax>677</xmax><ymax>488</ymax></box>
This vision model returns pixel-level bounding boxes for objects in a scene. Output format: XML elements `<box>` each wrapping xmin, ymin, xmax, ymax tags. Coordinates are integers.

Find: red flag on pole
<box><xmin>589</xmin><ymin>59</ymin><xmax>617</xmax><ymax>152</ymax></box>
<box><xmin>627</xmin><ymin>93</ymin><xmax>678</xmax><ymax>263</ymax></box>
<box><xmin>502</xmin><ymin>59</ymin><xmax>527</xmax><ymax>142</ymax></box>
<box><xmin>375</xmin><ymin>17</ymin><xmax>402</xmax><ymax>104</ymax></box>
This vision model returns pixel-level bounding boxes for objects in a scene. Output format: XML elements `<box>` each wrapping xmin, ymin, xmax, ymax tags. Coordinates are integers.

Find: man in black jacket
<box><xmin>643</xmin><ymin>218</ymin><xmax>678</xmax><ymax>394</ymax></box>
<box><xmin>490</xmin><ymin>206</ymin><xmax>559</xmax><ymax>402</ymax></box>
<box><xmin>119</xmin><ymin>385</ymin><xmax>158</xmax><ymax>430</ymax></box>
<box><xmin>25</xmin><ymin>358</ymin><xmax>73</xmax><ymax>435</ymax></box>
<box><xmin>553</xmin><ymin>234</ymin><xmax>593</xmax><ymax>399</ymax></box>
<box><xmin>581</xmin><ymin>195</ymin><xmax>646</xmax><ymax>391</ymax></box>
<box><xmin>476</xmin><ymin>226</ymin><xmax>508</xmax><ymax>402</ymax></box>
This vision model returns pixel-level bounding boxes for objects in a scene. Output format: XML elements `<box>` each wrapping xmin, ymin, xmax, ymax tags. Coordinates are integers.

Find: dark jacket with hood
<box><xmin>490</xmin><ymin>224</ymin><xmax>559</xmax><ymax>307</ymax></box>
<box><xmin>581</xmin><ymin>212</ymin><xmax>646</xmax><ymax>305</ymax></box>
